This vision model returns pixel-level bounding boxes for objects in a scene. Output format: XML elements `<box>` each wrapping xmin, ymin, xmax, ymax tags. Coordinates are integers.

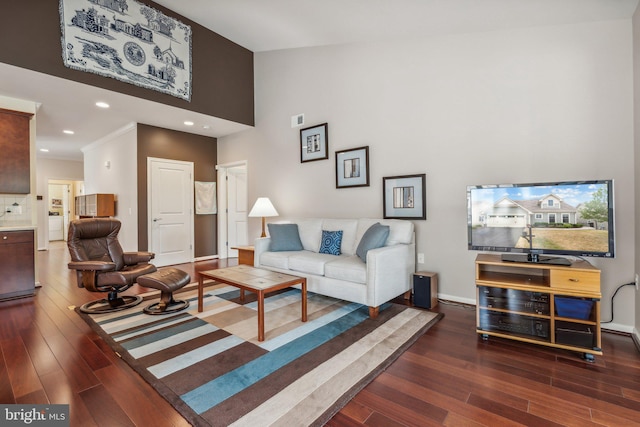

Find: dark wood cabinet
<box><xmin>0</xmin><ymin>229</ymin><xmax>35</xmax><ymax>300</ymax></box>
<box><xmin>75</xmin><ymin>194</ymin><xmax>115</xmax><ymax>218</ymax></box>
<box><xmin>0</xmin><ymin>108</ymin><xmax>33</xmax><ymax>194</ymax></box>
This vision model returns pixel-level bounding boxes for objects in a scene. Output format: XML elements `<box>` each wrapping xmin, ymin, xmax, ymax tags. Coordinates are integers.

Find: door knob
<box><xmin>153</xmin><ymin>217</ymin><xmax>163</xmax><ymax>222</ymax></box>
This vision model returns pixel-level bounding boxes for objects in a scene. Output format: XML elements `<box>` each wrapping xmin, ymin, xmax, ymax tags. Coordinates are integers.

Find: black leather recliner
<box><xmin>67</xmin><ymin>218</ymin><xmax>157</xmax><ymax>314</ymax></box>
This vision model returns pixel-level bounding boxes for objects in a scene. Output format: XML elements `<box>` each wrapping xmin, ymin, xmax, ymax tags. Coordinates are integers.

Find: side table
<box><xmin>232</xmin><ymin>245</ymin><xmax>255</xmax><ymax>265</ymax></box>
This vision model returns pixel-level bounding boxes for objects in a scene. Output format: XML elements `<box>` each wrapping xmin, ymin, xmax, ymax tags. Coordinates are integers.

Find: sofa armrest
<box><xmin>365</xmin><ymin>242</ymin><xmax>415</xmax><ymax>307</ymax></box>
<box><xmin>254</xmin><ymin>237</ymin><xmax>271</xmax><ymax>267</ymax></box>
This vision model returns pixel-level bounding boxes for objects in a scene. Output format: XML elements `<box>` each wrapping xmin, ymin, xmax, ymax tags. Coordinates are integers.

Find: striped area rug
<box><xmin>77</xmin><ymin>282</ymin><xmax>442</xmax><ymax>426</ymax></box>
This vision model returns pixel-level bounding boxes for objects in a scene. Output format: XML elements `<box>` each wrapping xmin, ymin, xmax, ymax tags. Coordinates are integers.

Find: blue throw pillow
<box><xmin>356</xmin><ymin>223</ymin><xmax>390</xmax><ymax>262</ymax></box>
<box><xmin>267</xmin><ymin>223</ymin><xmax>304</xmax><ymax>251</ymax></box>
<box><xmin>319</xmin><ymin>230</ymin><xmax>343</xmax><ymax>255</ymax></box>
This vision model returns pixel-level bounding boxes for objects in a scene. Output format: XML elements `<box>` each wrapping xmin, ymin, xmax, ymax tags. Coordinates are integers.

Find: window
<box><xmin>562</xmin><ymin>214</ymin><xmax>570</xmax><ymax>223</ymax></box>
<box><xmin>535</xmin><ymin>213</ymin><xmax>543</xmax><ymax>220</ymax></box>
<box><xmin>549</xmin><ymin>213</ymin><xmax>556</xmax><ymax>223</ymax></box>
<box><xmin>547</xmin><ymin>199</ymin><xmax>554</xmax><ymax>207</ymax></box>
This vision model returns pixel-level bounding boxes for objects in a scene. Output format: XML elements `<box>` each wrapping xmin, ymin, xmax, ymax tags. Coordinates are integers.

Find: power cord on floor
<box><xmin>601</xmin><ymin>282</ymin><xmax>635</xmax><ymax>324</ymax></box>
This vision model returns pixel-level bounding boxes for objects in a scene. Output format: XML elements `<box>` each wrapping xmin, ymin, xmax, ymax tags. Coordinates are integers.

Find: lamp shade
<box><xmin>249</xmin><ymin>198</ymin><xmax>278</xmax><ymax>238</ymax></box>
<box><xmin>248</xmin><ymin>197</ymin><xmax>278</xmax><ymax>217</ymax></box>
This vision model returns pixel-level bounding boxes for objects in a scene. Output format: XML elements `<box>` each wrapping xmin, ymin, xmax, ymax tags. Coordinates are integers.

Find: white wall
<box><xmin>35</xmin><ymin>158</ymin><xmax>84</xmax><ymax>250</ymax></box>
<box><xmin>82</xmin><ymin>123</ymin><xmax>138</xmax><ymax>251</ymax></box>
<box><xmin>219</xmin><ymin>20</ymin><xmax>636</xmax><ymax>330</ymax></box>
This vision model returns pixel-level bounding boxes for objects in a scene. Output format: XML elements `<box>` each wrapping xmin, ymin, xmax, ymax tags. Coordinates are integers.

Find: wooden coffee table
<box><xmin>197</xmin><ymin>265</ymin><xmax>307</xmax><ymax>341</ymax></box>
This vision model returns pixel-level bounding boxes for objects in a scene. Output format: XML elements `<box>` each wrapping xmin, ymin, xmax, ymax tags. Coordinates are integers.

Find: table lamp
<box><xmin>248</xmin><ymin>197</ymin><xmax>279</xmax><ymax>237</ymax></box>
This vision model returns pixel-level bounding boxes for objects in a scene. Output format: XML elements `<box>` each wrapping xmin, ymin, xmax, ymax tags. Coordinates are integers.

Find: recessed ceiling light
<box><xmin>63</xmin><ymin>130</ymin><xmax>75</xmax><ymax>134</ymax></box>
<box><xmin>96</xmin><ymin>101</ymin><xmax>110</xmax><ymax>108</ymax></box>
<box><xmin>40</xmin><ymin>148</ymin><xmax>49</xmax><ymax>152</ymax></box>
<box><xmin>184</xmin><ymin>121</ymin><xmax>194</xmax><ymax>126</ymax></box>
<box><xmin>203</xmin><ymin>125</ymin><xmax>211</xmax><ymax>130</ymax></box>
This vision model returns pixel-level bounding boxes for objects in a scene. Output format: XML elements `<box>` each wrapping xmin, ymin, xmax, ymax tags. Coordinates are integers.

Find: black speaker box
<box><xmin>413</xmin><ymin>272</ymin><xmax>437</xmax><ymax>309</ymax></box>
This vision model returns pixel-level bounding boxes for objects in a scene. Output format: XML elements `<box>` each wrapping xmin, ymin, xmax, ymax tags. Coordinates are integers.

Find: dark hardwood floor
<box><xmin>1</xmin><ymin>241</ymin><xmax>639</xmax><ymax>426</ymax></box>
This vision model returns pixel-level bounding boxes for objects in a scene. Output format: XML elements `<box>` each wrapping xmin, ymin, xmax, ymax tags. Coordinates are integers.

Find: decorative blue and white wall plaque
<box><xmin>59</xmin><ymin>0</ymin><xmax>192</xmax><ymax>101</ymax></box>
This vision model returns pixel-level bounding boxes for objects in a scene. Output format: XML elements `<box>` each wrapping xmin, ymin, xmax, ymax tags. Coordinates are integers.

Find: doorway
<box><xmin>216</xmin><ymin>161</ymin><xmax>248</xmax><ymax>259</ymax></box>
<box><xmin>47</xmin><ymin>180</ymin><xmax>81</xmax><ymax>242</ymax></box>
<box><xmin>147</xmin><ymin>157</ymin><xmax>194</xmax><ymax>267</ymax></box>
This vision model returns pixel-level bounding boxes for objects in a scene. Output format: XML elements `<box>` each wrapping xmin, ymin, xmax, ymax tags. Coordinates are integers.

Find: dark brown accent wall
<box><xmin>137</xmin><ymin>124</ymin><xmax>217</xmax><ymax>257</ymax></box>
<box><xmin>0</xmin><ymin>0</ymin><xmax>254</xmax><ymax>126</ymax></box>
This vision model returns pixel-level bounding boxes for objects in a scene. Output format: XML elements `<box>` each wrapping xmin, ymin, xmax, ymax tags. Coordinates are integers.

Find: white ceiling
<box><xmin>1</xmin><ymin>0</ymin><xmax>637</xmax><ymax>161</ymax></box>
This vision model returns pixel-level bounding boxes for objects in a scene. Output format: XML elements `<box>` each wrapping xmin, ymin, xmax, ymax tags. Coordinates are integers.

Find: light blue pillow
<box><xmin>319</xmin><ymin>230</ymin><xmax>343</xmax><ymax>255</ymax></box>
<box><xmin>267</xmin><ymin>223</ymin><xmax>303</xmax><ymax>251</ymax></box>
<box><xmin>356</xmin><ymin>223</ymin><xmax>390</xmax><ymax>262</ymax></box>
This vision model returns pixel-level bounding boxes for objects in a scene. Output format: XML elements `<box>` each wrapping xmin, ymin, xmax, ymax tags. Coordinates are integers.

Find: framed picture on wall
<box><xmin>335</xmin><ymin>146</ymin><xmax>369</xmax><ymax>188</ymax></box>
<box><xmin>300</xmin><ymin>123</ymin><xmax>328</xmax><ymax>162</ymax></box>
<box><xmin>383</xmin><ymin>174</ymin><xmax>426</xmax><ymax>219</ymax></box>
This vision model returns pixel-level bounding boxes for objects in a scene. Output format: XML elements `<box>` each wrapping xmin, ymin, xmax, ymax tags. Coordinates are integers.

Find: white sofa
<box><xmin>254</xmin><ymin>218</ymin><xmax>416</xmax><ymax>318</ymax></box>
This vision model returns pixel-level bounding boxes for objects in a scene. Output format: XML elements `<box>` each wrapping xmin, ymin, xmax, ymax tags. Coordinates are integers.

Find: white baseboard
<box><xmin>437</xmin><ymin>293</ymin><xmax>476</xmax><ymax>306</ymax></box>
<box><xmin>193</xmin><ymin>255</ymin><xmax>219</xmax><ymax>262</ymax></box>
<box><xmin>632</xmin><ymin>328</ymin><xmax>640</xmax><ymax>352</ymax></box>
<box><xmin>601</xmin><ymin>323</ymin><xmax>635</xmax><ymax>334</ymax></box>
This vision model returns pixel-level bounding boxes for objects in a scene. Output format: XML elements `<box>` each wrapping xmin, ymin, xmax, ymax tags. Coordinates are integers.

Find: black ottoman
<box><xmin>137</xmin><ymin>268</ymin><xmax>191</xmax><ymax>315</ymax></box>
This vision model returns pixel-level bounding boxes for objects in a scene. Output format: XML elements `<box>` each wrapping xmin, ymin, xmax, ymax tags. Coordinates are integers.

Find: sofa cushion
<box><xmin>356</xmin><ymin>218</ymin><xmax>414</xmax><ymax>246</ymax></box>
<box><xmin>381</xmin><ymin>219</ymin><xmax>414</xmax><ymax>245</ymax></box>
<box><xmin>324</xmin><ymin>256</ymin><xmax>366</xmax><ymax>284</ymax></box>
<box><xmin>259</xmin><ymin>251</ymin><xmax>294</xmax><ymax>269</ymax></box>
<box><xmin>319</xmin><ymin>230</ymin><xmax>343</xmax><ymax>255</ymax></box>
<box><xmin>356</xmin><ymin>222</ymin><xmax>390</xmax><ymax>262</ymax></box>
<box><xmin>267</xmin><ymin>223</ymin><xmax>303</xmax><ymax>251</ymax></box>
<box><xmin>288</xmin><ymin>252</ymin><xmax>337</xmax><ymax>275</ymax></box>
<box><xmin>295</xmin><ymin>219</ymin><xmax>323</xmax><ymax>252</ymax></box>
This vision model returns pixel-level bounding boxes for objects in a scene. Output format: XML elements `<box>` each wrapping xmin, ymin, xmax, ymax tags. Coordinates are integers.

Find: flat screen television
<box><xmin>467</xmin><ymin>180</ymin><xmax>614</xmax><ymax>265</ymax></box>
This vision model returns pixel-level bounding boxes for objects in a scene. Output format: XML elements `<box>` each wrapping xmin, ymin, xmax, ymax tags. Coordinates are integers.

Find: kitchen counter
<box><xmin>0</xmin><ymin>224</ymin><xmax>36</xmax><ymax>231</ymax></box>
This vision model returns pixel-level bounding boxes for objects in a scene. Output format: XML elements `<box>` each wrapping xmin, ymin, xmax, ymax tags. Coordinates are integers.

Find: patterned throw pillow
<box><xmin>319</xmin><ymin>230</ymin><xmax>343</xmax><ymax>255</ymax></box>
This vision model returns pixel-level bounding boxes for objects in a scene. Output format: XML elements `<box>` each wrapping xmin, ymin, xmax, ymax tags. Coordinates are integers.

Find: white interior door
<box><xmin>216</xmin><ymin>161</ymin><xmax>248</xmax><ymax>259</ymax></box>
<box><xmin>227</xmin><ymin>165</ymin><xmax>248</xmax><ymax>257</ymax></box>
<box><xmin>148</xmin><ymin>157</ymin><xmax>194</xmax><ymax>267</ymax></box>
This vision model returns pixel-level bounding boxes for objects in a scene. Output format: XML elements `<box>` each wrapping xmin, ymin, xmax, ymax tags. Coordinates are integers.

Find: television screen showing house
<box><xmin>468</xmin><ymin>182</ymin><xmax>611</xmax><ymax>253</ymax></box>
